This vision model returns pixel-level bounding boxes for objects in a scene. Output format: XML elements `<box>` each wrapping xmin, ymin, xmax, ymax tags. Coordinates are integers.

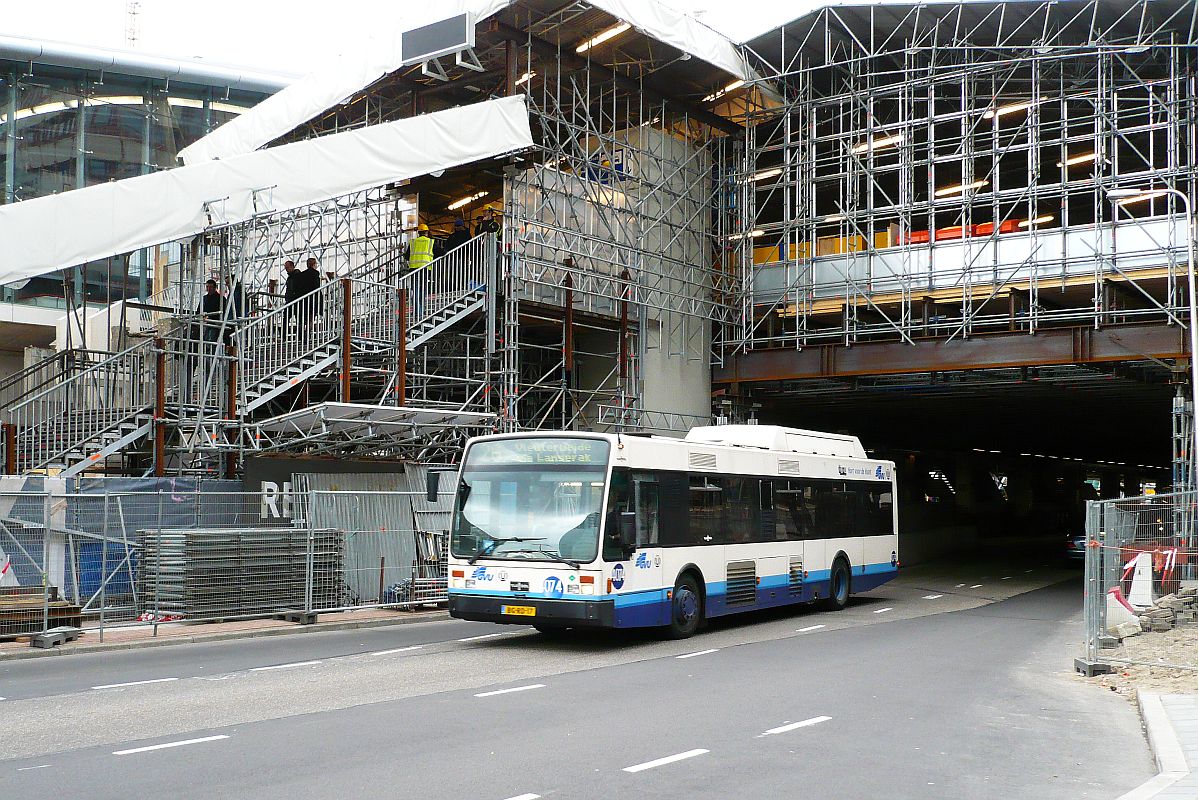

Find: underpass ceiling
<box><xmin>751</xmin><ymin>362</ymin><xmax>1176</xmax><ymax>469</ymax></box>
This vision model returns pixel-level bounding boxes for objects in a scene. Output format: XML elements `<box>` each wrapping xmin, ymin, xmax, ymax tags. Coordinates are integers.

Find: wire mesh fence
<box><xmin>0</xmin><ymin>488</ymin><xmax>449</xmax><ymax>642</ymax></box>
<box><xmin>1082</xmin><ymin>491</ymin><xmax>1198</xmax><ymax>673</ymax></box>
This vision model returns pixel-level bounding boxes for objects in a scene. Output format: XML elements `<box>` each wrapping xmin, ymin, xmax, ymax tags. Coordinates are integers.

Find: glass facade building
<box><xmin>0</xmin><ymin>36</ymin><xmax>292</xmax><ymax>309</ymax></box>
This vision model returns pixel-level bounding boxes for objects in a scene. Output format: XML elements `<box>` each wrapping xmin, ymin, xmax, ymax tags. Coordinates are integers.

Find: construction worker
<box><xmin>405</xmin><ymin>223</ymin><xmax>436</xmax><ymax>318</ymax></box>
<box><xmin>443</xmin><ymin>217</ymin><xmax>471</xmax><ymax>254</ymax></box>
<box><xmin>407</xmin><ymin>223</ymin><xmax>436</xmax><ymax>271</ymax></box>
<box><xmin>474</xmin><ymin>207</ymin><xmax>500</xmax><ymax>239</ymax></box>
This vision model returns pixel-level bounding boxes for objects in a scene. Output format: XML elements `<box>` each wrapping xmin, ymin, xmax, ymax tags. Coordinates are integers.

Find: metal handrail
<box><xmin>232</xmin><ymin>278</ymin><xmax>344</xmax><ymax>404</ymax></box>
<box><xmin>5</xmin><ymin>340</ymin><xmax>157</xmax><ymax>473</ymax></box>
<box><xmin>0</xmin><ymin>348</ymin><xmax>112</xmax><ymax>412</ymax></box>
<box><xmin>399</xmin><ymin>233</ymin><xmax>494</xmax><ymax>333</ymax></box>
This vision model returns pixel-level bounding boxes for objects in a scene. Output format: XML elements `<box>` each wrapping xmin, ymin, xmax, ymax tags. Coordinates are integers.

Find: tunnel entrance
<box><xmin>729</xmin><ymin>360</ymin><xmax>1179</xmax><ymax>565</ymax></box>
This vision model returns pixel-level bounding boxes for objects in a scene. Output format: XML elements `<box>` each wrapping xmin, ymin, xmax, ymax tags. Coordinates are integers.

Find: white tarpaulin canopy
<box><xmin>0</xmin><ymin>95</ymin><xmax>533</xmax><ymax>287</ymax></box>
<box><xmin>178</xmin><ymin>0</ymin><xmax>759</xmax><ymax>165</ymax></box>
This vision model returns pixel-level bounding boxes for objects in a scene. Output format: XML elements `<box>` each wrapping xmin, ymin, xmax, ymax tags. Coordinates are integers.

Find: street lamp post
<box><xmin>1106</xmin><ymin>185</ymin><xmax>1197</xmax><ymax>493</ymax></box>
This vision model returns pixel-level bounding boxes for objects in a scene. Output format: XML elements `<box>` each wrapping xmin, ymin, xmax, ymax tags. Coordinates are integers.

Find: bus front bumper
<box><xmin>448</xmin><ymin>594</ymin><xmax>616</xmax><ymax>627</ymax></box>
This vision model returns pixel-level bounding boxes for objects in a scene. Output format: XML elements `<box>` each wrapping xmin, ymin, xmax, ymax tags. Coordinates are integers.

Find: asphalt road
<box><xmin>0</xmin><ymin>565</ymin><xmax>1153</xmax><ymax>799</ymax></box>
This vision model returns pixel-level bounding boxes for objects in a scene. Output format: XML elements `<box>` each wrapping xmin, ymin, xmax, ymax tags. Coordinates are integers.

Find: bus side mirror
<box><xmin>426</xmin><ymin>471</ymin><xmax>440</xmax><ymax>502</ymax></box>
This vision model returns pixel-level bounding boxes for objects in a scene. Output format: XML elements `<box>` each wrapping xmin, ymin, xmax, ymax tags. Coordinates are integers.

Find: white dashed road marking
<box><xmin>1001</xmin><ymin>576</ymin><xmax>1012</xmax><ymax>580</ymax></box>
<box><xmin>501</xmin><ymin>795</ymin><xmax>541</xmax><ymax>800</ymax></box>
<box><xmin>17</xmin><ymin>765</ymin><xmax>52</xmax><ymax>772</ymax></box>
<box><xmin>250</xmin><ymin>660</ymin><xmax>321</xmax><ymax>672</ymax></box>
<box><xmin>873</xmin><ymin>607</ymin><xmax>893</xmax><ymax>614</ymax></box>
<box><xmin>763</xmin><ymin>716</ymin><xmax>832</xmax><ymax>735</ymax></box>
<box><xmin>970</xmin><ymin>584</ymin><xmax>984</xmax><ymax>589</ymax></box>
<box><xmin>113</xmin><ymin>735</ymin><xmax>229</xmax><ymax>756</ymax></box>
<box><xmin>922</xmin><ymin>595</ymin><xmax>943</xmax><ymax>600</ymax></box>
<box><xmin>92</xmin><ymin>677</ymin><xmax>178</xmax><ymax>690</ymax></box>
<box><xmin>676</xmin><ymin>649</ymin><xmax>719</xmax><ymax>659</ymax></box>
<box><xmin>459</xmin><ymin>633</ymin><xmax>507</xmax><ymax>642</ymax></box>
<box><xmin>955</xmin><ymin>583</ymin><xmax>966</xmax><ymax>588</ymax></box>
<box><xmin>474</xmin><ymin>684</ymin><xmax>545</xmax><ymax>698</ymax></box>
<box><xmin>371</xmin><ymin>645</ymin><xmax>423</xmax><ymax>656</ymax></box>
<box><xmin>623</xmin><ymin>749</ymin><xmax>709</xmax><ymax>773</ymax></box>
<box><xmin>797</xmin><ymin>624</ymin><xmax>825</xmax><ymax>632</ymax></box>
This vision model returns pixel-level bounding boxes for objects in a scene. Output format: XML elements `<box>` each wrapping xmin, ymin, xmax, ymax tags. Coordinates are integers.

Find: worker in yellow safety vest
<box><xmin>407</xmin><ymin>223</ymin><xmax>436</xmax><ymax>271</ymax></box>
<box><xmin>405</xmin><ymin>222</ymin><xmax>436</xmax><ymax>319</ymax></box>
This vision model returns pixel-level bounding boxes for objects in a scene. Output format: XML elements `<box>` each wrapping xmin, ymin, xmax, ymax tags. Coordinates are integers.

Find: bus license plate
<box><xmin>501</xmin><ymin>605</ymin><xmax>536</xmax><ymax>617</ymax></box>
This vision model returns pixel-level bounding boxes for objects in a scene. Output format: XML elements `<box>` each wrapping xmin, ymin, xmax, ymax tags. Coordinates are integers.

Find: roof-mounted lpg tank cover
<box><xmin>684</xmin><ymin>425</ymin><xmax>866</xmax><ymax>459</ymax></box>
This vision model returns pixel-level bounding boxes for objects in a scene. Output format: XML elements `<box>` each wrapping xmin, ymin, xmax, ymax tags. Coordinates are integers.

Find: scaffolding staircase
<box><xmin>2</xmin><ymin>341</ymin><xmax>157</xmax><ymax>477</ymax></box>
<box><xmin>1</xmin><ymin>235</ymin><xmax>498</xmax><ymax>476</ymax></box>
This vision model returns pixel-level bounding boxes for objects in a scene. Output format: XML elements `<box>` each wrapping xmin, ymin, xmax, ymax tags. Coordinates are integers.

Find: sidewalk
<box><xmin>0</xmin><ymin>606</ymin><xmax>448</xmax><ymax>662</ymax></box>
<box><xmin>1125</xmin><ymin>693</ymin><xmax>1198</xmax><ymax>800</ymax></box>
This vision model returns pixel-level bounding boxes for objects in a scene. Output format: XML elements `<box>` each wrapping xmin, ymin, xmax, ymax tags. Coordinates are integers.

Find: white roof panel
<box><xmin>0</xmin><ymin>96</ymin><xmax>533</xmax><ymax>287</ymax></box>
<box><xmin>178</xmin><ymin>0</ymin><xmax>759</xmax><ymax>165</ymax></box>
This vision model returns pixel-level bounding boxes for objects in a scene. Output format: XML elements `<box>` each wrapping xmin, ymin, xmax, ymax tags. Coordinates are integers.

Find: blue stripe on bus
<box><xmin>447</xmin><ymin>563</ymin><xmax>899</xmax><ymax>624</ymax></box>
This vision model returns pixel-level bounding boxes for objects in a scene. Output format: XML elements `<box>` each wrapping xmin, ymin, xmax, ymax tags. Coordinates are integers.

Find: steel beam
<box><xmin>715</xmin><ymin>323</ymin><xmax>1188</xmax><ymax>383</ymax></box>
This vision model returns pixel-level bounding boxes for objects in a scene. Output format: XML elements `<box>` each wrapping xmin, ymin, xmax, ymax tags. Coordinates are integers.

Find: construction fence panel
<box><xmin>0</xmin><ymin>491</ymin><xmax>54</xmax><ymax>637</ymax></box>
<box><xmin>1083</xmin><ymin>491</ymin><xmax>1198</xmax><ymax>673</ymax></box>
<box><xmin>0</xmin><ymin>488</ymin><xmax>449</xmax><ymax>643</ymax></box>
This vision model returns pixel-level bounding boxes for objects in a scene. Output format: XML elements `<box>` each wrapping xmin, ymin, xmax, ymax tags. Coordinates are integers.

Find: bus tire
<box><xmin>823</xmin><ymin>557</ymin><xmax>851</xmax><ymax>611</ymax></box>
<box><xmin>667</xmin><ymin>575</ymin><xmax>703</xmax><ymax>639</ymax></box>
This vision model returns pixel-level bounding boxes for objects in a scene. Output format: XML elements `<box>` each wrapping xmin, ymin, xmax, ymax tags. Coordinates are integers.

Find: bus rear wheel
<box><xmin>667</xmin><ymin>575</ymin><xmax>703</xmax><ymax>639</ymax></box>
<box><xmin>823</xmin><ymin>558</ymin><xmax>851</xmax><ymax>611</ymax></box>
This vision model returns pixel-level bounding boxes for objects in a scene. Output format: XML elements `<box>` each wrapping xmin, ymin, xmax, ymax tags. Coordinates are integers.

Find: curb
<box><xmin>1114</xmin><ymin>692</ymin><xmax>1190</xmax><ymax>800</ymax></box>
<box><xmin>0</xmin><ymin>610</ymin><xmax>450</xmax><ymax>662</ymax></box>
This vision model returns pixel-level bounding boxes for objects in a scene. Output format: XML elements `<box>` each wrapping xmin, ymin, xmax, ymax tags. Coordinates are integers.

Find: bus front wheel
<box><xmin>667</xmin><ymin>575</ymin><xmax>703</xmax><ymax>639</ymax></box>
<box><xmin>823</xmin><ymin>558</ymin><xmax>851</xmax><ymax>611</ymax></box>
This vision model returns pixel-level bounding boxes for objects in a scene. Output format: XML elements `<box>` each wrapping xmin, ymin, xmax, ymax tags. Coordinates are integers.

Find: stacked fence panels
<box><xmin>138</xmin><ymin>527</ymin><xmax>342</xmax><ymax>620</ymax></box>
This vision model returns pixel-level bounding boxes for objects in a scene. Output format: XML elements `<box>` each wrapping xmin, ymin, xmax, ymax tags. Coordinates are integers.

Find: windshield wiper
<box><xmin>503</xmin><ymin>547</ymin><xmax>581</xmax><ymax>570</ymax></box>
<box><xmin>468</xmin><ymin>536</ymin><xmax>546</xmax><ymax>564</ymax></box>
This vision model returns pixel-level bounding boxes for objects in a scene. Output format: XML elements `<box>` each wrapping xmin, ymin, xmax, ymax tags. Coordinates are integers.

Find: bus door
<box><xmin>629</xmin><ymin>476</ymin><xmax>663</xmax><ymax>593</ymax></box>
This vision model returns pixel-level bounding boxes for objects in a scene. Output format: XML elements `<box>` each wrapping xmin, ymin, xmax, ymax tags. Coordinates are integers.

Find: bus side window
<box><xmin>689</xmin><ymin>475</ymin><xmax>725</xmax><ymax>545</ymax></box>
<box><xmin>773</xmin><ymin>479</ymin><xmax>808</xmax><ymax>541</ymax></box>
<box><xmin>657</xmin><ymin>472</ymin><xmax>690</xmax><ymax>546</ymax></box>
<box><xmin>724</xmin><ymin>477</ymin><xmax>758</xmax><ymax>544</ymax></box>
<box><xmin>633</xmin><ymin>479</ymin><xmax>660</xmax><ymax>546</ymax></box>
<box><xmin>759</xmin><ymin>480</ymin><xmax>775</xmax><ymax>542</ymax></box>
<box><xmin>603</xmin><ymin>468</ymin><xmax>631</xmax><ymax>561</ymax></box>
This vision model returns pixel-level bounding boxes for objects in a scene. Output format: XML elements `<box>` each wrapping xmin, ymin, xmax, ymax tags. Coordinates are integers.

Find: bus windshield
<box><xmin>451</xmin><ymin>438</ymin><xmax>610</xmax><ymax>565</ymax></box>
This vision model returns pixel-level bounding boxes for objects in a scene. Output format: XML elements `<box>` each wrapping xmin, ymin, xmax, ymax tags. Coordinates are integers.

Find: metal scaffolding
<box><xmin>732</xmin><ymin>0</ymin><xmax>1197</xmax><ymax>353</ymax></box>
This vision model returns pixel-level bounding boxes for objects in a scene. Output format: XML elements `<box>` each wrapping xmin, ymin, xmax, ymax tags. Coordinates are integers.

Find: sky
<box><xmin>1</xmin><ymin>0</ymin><xmax>804</xmax><ymax>77</ymax></box>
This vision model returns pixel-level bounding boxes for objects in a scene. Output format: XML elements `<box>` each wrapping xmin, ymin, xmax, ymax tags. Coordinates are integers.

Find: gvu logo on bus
<box><xmin>875</xmin><ymin>466</ymin><xmax>885</xmax><ymax>480</ymax></box>
<box><xmin>635</xmin><ymin>552</ymin><xmax>653</xmax><ymax>569</ymax></box>
<box><xmin>543</xmin><ymin>576</ymin><xmax>564</xmax><ymax>597</ymax></box>
<box><xmin>471</xmin><ymin>567</ymin><xmax>489</xmax><ymax>581</ymax></box>
<box><xmin>611</xmin><ymin>564</ymin><xmax>625</xmax><ymax>589</ymax></box>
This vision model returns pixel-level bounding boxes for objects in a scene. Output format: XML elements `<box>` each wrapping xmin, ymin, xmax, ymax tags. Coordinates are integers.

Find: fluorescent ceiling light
<box><xmin>703</xmin><ymin>79</ymin><xmax>745</xmax><ymax>103</ymax></box>
<box><xmin>514</xmin><ymin>71</ymin><xmax>536</xmax><ymax>87</ymax></box>
<box><xmin>728</xmin><ymin>229</ymin><xmax>765</xmax><ymax>240</ymax></box>
<box><xmin>850</xmin><ymin>132</ymin><xmax>903</xmax><ymax>155</ymax></box>
<box><xmin>576</xmin><ymin>21</ymin><xmax>631</xmax><ymax>54</ymax></box>
<box><xmin>210</xmin><ymin>102</ymin><xmax>249</xmax><ymax>115</ymax></box>
<box><xmin>168</xmin><ymin>97</ymin><xmax>205</xmax><ymax>109</ymax></box>
<box><xmin>1110</xmin><ymin>188</ymin><xmax>1170</xmax><ymax>205</ymax></box>
<box><xmin>447</xmin><ymin>190</ymin><xmax>489</xmax><ymax>211</ymax></box>
<box><xmin>1017</xmin><ymin>214</ymin><xmax>1055</xmax><ymax>228</ymax></box>
<box><xmin>934</xmin><ymin>179</ymin><xmax>989</xmax><ymax>197</ymax></box>
<box><xmin>982</xmin><ymin>100</ymin><xmax>1038</xmax><ymax>120</ymax></box>
<box><xmin>749</xmin><ymin>167</ymin><xmax>782</xmax><ymax>182</ymax></box>
<box><xmin>1057</xmin><ymin>152</ymin><xmax>1098</xmax><ymax>167</ymax></box>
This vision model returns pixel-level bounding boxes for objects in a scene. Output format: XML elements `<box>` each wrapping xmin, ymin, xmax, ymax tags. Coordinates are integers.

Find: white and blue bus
<box><xmin>446</xmin><ymin>425</ymin><xmax>898</xmax><ymax>638</ymax></box>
